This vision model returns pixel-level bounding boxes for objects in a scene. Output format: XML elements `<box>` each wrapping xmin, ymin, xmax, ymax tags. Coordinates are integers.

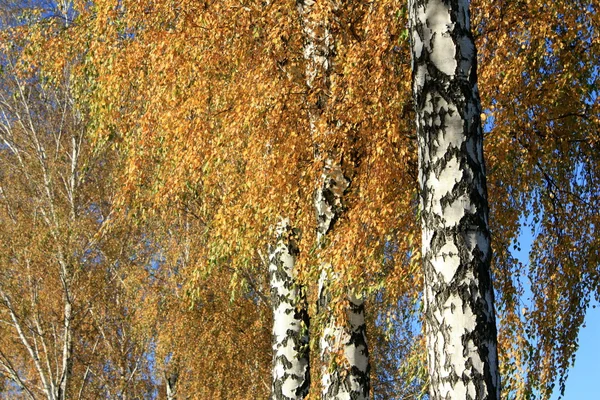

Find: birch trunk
<box><xmin>269</xmin><ymin>219</ymin><xmax>310</xmax><ymax>400</ymax></box>
<box><xmin>296</xmin><ymin>1</ymin><xmax>370</xmax><ymax>398</ymax></box>
<box><xmin>408</xmin><ymin>0</ymin><xmax>501</xmax><ymax>398</ymax></box>
<box><xmin>315</xmin><ymin>163</ymin><xmax>370</xmax><ymax>400</ymax></box>
<box><xmin>165</xmin><ymin>370</ymin><xmax>179</xmax><ymax>400</ymax></box>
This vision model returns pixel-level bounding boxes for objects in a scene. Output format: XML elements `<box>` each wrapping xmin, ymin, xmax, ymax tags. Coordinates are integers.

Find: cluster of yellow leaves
<box><xmin>69</xmin><ymin>0</ymin><xmax>424</xmax><ymax>394</ymax></box>
<box><xmin>473</xmin><ymin>0</ymin><xmax>600</xmax><ymax>396</ymax></box>
<box><xmin>75</xmin><ymin>0</ymin><xmax>599</xmax><ymax>396</ymax></box>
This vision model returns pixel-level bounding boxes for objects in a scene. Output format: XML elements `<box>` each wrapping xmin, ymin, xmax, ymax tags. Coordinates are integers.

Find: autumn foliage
<box><xmin>0</xmin><ymin>0</ymin><xmax>598</xmax><ymax>398</ymax></box>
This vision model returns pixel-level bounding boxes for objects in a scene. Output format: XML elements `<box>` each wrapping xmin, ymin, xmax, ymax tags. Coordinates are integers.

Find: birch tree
<box><xmin>79</xmin><ymin>1</ymin><xmax>417</xmax><ymax>397</ymax></box>
<box><xmin>269</xmin><ymin>219</ymin><xmax>310</xmax><ymax>400</ymax></box>
<box><xmin>296</xmin><ymin>1</ymin><xmax>370</xmax><ymax>398</ymax></box>
<box><xmin>34</xmin><ymin>0</ymin><xmax>597</xmax><ymax>398</ymax></box>
<box><xmin>0</xmin><ymin>45</ymin><xmax>81</xmax><ymax>400</ymax></box>
<box><xmin>0</xmin><ymin>3</ymin><xmax>158</xmax><ymax>397</ymax></box>
<box><xmin>409</xmin><ymin>0</ymin><xmax>501</xmax><ymax>398</ymax></box>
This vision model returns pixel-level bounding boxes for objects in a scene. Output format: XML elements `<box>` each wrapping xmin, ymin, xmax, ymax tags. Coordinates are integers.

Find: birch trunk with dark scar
<box><xmin>296</xmin><ymin>0</ymin><xmax>370</xmax><ymax>397</ymax></box>
<box><xmin>269</xmin><ymin>219</ymin><xmax>310</xmax><ymax>400</ymax></box>
<box><xmin>408</xmin><ymin>0</ymin><xmax>501</xmax><ymax>399</ymax></box>
<box><xmin>165</xmin><ymin>369</ymin><xmax>178</xmax><ymax>400</ymax></box>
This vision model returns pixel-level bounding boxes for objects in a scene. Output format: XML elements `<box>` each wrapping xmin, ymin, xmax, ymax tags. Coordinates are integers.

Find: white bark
<box><xmin>269</xmin><ymin>218</ymin><xmax>310</xmax><ymax>400</ymax></box>
<box><xmin>315</xmin><ymin>164</ymin><xmax>370</xmax><ymax>400</ymax></box>
<box><xmin>296</xmin><ymin>1</ymin><xmax>371</xmax><ymax>397</ymax></box>
<box><xmin>165</xmin><ymin>370</ymin><xmax>179</xmax><ymax>400</ymax></box>
<box><xmin>318</xmin><ymin>270</ymin><xmax>370</xmax><ymax>400</ymax></box>
<box><xmin>409</xmin><ymin>0</ymin><xmax>501</xmax><ymax>399</ymax></box>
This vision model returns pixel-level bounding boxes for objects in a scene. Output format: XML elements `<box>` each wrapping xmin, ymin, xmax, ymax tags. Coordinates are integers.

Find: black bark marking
<box><xmin>270</xmin><ymin>222</ymin><xmax>310</xmax><ymax>400</ymax></box>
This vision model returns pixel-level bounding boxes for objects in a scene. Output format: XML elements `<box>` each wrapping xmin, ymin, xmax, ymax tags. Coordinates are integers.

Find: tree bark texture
<box><xmin>409</xmin><ymin>0</ymin><xmax>501</xmax><ymax>399</ymax></box>
<box><xmin>318</xmin><ymin>273</ymin><xmax>370</xmax><ymax>400</ymax></box>
<box><xmin>296</xmin><ymin>0</ymin><xmax>371</xmax><ymax>398</ymax></box>
<box><xmin>269</xmin><ymin>219</ymin><xmax>310</xmax><ymax>400</ymax></box>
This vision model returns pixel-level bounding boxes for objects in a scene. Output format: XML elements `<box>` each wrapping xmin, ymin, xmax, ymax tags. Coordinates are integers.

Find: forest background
<box><xmin>0</xmin><ymin>0</ymin><xmax>598</xmax><ymax>399</ymax></box>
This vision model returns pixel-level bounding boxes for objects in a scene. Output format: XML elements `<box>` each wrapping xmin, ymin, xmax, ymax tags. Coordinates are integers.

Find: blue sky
<box><xmin>550</xmin><ymin>307</ymin><xmax>600</xmax><ymax>400</ymax></box>
<box><xmin>514</xmin><ymin>223</ymin><xmax>599</xmax><ymax>400</ymax></box>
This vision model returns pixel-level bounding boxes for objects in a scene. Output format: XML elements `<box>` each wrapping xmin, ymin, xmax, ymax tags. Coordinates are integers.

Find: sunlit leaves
<box><xmin>3</xmin><ymin>0</ymin><xmax>598</xmax><ymax>398</ymax></box>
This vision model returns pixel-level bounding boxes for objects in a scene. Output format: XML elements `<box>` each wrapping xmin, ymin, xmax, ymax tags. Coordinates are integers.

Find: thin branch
<box><xmin>0</xmin><ymin>349</ymin><xmax>38</xmax><ymax>400</ymax></box>
<box><xmin>0</xmin><ymin>289</ymin><xmax>55</xmax><ymax>400</ymax></box>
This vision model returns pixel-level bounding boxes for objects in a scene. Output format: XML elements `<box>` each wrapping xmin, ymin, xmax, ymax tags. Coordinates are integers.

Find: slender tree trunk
<box><xmin>296</xmin><ymin>0</ymin><xmax>370</xmax><ymax>397</ymax></box>
<box><xmin>269</xmin><ymin>218</ymin><xmax>310</xmax><ymax>400</ymax></box>
<box><xmin>408</xmin><ymin>0</ymin><xmax>501</xmax><ymax>399</ymax></box>
<box><xmin>316</xmin><ymin>163</ymin><xmax>370</xmax><ymax>400</ymax></box>
<box><xmin>165</xmin><ymin>370</ymin><xmax>178</xmax><ymax>400</ymax></box>
<box><xmin>57</xmin><ymin>287</ymin><xmax>73</xmax><ymax>400</ymax></box>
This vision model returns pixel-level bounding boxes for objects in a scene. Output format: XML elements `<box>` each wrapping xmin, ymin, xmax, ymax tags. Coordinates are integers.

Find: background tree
<box><xmin>0</xmin><ymin>2</ymin><xmax>158</xmax><ymax>398</ymax></box>
<box><xmin>471</xmin><ymin>0</ymin><xmax>600</xmax><ymax>397</ymax></box>
<box><xmin>80</xmin><ymin>0</ymin><xmax>422</xmax><ymax>398</ymax></box>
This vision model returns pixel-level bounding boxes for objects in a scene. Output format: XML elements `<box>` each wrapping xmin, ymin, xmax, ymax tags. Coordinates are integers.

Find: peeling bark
<box><xmin>269</xmin><ymin>218</ymin><xmax>310</xmax><ymax>400</ymax></box>
<box><xmin>409</xmin><ymin>0</ymin><xmax>501</xmax><ymax>399</ymax></box>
